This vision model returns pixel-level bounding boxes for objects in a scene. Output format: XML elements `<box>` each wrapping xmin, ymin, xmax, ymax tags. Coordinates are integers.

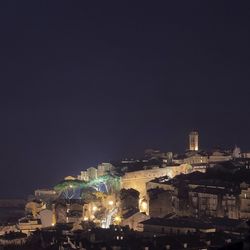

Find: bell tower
<box><xmin>189</xmin><ymin>131</ymin><xmax>199</xmax><ymax>151</ymax></box>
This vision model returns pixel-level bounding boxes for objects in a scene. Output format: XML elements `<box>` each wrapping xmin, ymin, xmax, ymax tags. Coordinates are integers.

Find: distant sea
<box><xmin>0</xmin><ymin>200</ymin><xmax>26</xmax><ymax>224</ymax></box>
<box><xmin>0</xmin><ymin>208</ymin><xmax>25</xmax><ymax>224</ymax></box>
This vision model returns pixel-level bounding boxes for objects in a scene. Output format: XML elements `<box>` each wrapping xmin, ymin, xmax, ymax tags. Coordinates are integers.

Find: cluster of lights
<box><xmin>159</xmin><ymin>177</ymin><xmax>169</xmax><ymax>183</ymax></box>
<box><xmin>108</xmin><ymin>200</ymin><xmax>114</xmax><ymax>206</ymax></box>
<box><xmin>116</xmin><ymin>236</ymin><xmax>123</xmax><ymax>240</ymax></box>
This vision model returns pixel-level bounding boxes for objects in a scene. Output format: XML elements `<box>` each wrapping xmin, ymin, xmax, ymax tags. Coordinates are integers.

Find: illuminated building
<box><xmin>39</xmin><ymin>209</ymin><xmax>54</xmax><ymax>227</ymax></box>
<box><xmin>97</xmin><ymin>163</ymin><xmax>114</xmax><ymax>177</ymax></box>
<box><xmin>25</xmin><ymin>200</ymin><xmax>45</xmax><ymax>217</ymax></box>
<box><xmin>121</xmin><ymin>163</ymin><xmax>193</xmax><ymax>199</ymax></box>
<box><xmin>189</xmin><ymin>131</ymin><xmax>199</xmax><ymax>151</ymax></box>
<box><xmin>189</xmin><ymin>187</ymin><xmax>239</xmax><ymax>219</ymax></box>
<box><xmin>208</xmin><ymin>150</ymin><xmax>232</xmax><ymax>162</ymax></box>
<box><xmin>87</xmin><ymin>167</ymin><xmax>98</xmax><ymax>180</ymax></box>
<box><xmin>77</xmin><ymin>171</ymin><xmax>89</xmax><ymax>181</ymax></box>
<box><xmin>34</xmin><ymin>189</ymin><xmax>57</xmax><ymax>202</ymax></box>
<box><xmin>239</xmin><ymin>182</ymin><xmax>250</xmax><ymax>219</ymax></box>
<box><xmin>18</xmin><ymin>217</ymin><xmax>42</xmax><ymax>235</ymax></box>
<box><xmin>77</xmin><ymin>163</ymin><xmax>114</xmax><ymax>181</ymax></box>
<box><xmin>121</xmin><ymin>211</ymin><xmax>149</xmax><ymax>231</ymax></box>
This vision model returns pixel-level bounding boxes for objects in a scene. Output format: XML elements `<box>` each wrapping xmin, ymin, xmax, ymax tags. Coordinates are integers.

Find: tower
<box><xmin>189</xmin><ymin>131</ymin><xmax>199</xmax><ymax>151</ymax></box>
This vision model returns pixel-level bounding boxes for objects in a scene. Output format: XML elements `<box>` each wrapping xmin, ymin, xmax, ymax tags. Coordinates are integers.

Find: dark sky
<box><xmin>1</xmin><ymin>1</ymin><xmax>250</xmax><ymax>198</ymax></box>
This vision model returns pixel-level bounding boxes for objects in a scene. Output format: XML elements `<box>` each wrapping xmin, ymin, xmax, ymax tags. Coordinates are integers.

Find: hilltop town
<box><xmin>1</xmin><ymin>131</ymin><xmax>250</xmax><ymax>249</ymax></box>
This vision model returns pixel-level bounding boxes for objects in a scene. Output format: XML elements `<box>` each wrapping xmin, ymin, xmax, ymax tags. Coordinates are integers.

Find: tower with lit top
<box><xmin>189</xmin><ymin>131</ymin><xmax>199</xmax><ymax>151</ymax></box>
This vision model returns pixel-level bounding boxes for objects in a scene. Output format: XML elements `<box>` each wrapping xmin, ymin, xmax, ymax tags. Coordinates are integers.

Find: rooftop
<box><xmin>0</xmin><ymin>232</ymin><xmax>27</xmax><ymax>240</ymax></box>
<box><xmin>191</xmin><ymin>186</ymin><xmax>236</xmax><ymax>195</ymax></box>
<box><xmin>141</xmin><ymin>217</ymin><xmax>214</xmax><ymax>230</ymax></box>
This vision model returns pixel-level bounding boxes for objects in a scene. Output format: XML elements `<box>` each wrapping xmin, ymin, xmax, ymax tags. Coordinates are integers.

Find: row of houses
<box><xmin>146</xmin><ymin>171</ymin><xmax>250</xmax><ymax>220</ymax></box>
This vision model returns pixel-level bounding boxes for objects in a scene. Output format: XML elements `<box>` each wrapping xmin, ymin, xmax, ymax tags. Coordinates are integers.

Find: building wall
<box><xmin>78</xmin><ymin>171</ymin><xmax>89</xmax><ymax>181</ymax></box>
<box><xmin>121</xmin><ymin>212</ymin><xmax>149</xmax><ymax>231</ymax></box>
<box><xmin>34</xmin><ymin>189</ymin><xmax>57</xmax><ymax>202</ymax></box>
<box><xmin>39</xmin><ymin>209</ymin><xmax>53</xmax><ymax>227</ymax></box>
<box><xmin>149</xmin><ymin>191</ymin><xmax>174</xmax><ymax>218</ymax></box>
<box><xmin>0</xmin><ymin>225</ymin><xmax>18</xmax><ymax>236</ymax></box>
<box><xmin>239</xmin><ymin>187</ymin><xmax>250</xmax><ymax>218</ymax></box>
<box><xmin>183</xmin><ymin>155</ymin><xmax>208</xmax><ymax>165</ymax></box>
<box><xmin>97</xmin><ymin>163</ymin><xmax>114</xmax><ymax>177</ymax></box>
<box><xmin>87</xmin><ymin>167</ymin><xmax>98</xmax><ymax>180</ymax></box>
<box><xmin>18</xmin><ymin>219</ymin><xmax>42</xmax><ymax>235</ymax></box>
<box><xmin>121</xmin><ymin>164</ymin><xmax>192</xmax><ymax>198</ymax></box>
<box><xmin>189</xmin><ymin>191</ymin><xmax>219</xmax><ymax>217</ymax></box>
<box><xmin>189</xmin><ymin>190</ymin><xmax>239</xmax><ymax>219</ymax></box>
<box><xmin>222</xmin><ymin>194</ymin><xmax>239</xmax><ymax>219</ymax></box>
<box><xmin>0</xmin><ymin>237</ymin><xmax>27</xmax><ymax>246</ymax></box>
<box><xmin>242</xmin><ymin>152</ymin><xmax>250</xmax><ymax>158</ymax></box>
<box><xmin>141</xmin><ymin>224</ymin><xmax>197</xmax><ymax>235</ymax></box>
<box><xmin>208</xmin><ymin>153</ymin><xmax>232</xmax><ymax>163</ymax></box>
<box><xmin>146</xmin><ymin>181</ymin><xmax>175</xmax><ymax>192</ymax></box>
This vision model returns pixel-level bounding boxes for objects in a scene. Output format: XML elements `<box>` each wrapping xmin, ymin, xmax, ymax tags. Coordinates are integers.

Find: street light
<box><xmin>108</xmin><ymin>200</ymin><xmax>114</xmax><ymax>206</ymax></box>
<box><xmin>114</xmin><ymin>215</ymin><xmax>121</xmax><ymax>224</ymax></box>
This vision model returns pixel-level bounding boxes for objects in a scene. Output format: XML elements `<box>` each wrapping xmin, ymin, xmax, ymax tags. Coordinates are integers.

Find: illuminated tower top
<box><xmin>189</xmin><ymin>131</ymin><xmax>199</xmax><ymax>151</ymax></box>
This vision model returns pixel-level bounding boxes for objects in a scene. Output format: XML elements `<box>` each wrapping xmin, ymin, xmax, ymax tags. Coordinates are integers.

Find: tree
<box><xmin>119</xmin><ymin>188</ymin><xmax>139</xmax><ymax>211</ymax></box>
<box><xmin>81</xmin><ymin>187</ymin><xmax>97</xmax><ymax>203</ymax></box>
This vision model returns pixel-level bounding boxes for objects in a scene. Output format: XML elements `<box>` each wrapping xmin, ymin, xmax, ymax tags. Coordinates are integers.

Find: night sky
<box><xmin>1</xmin><ymin>1</ymin><xmax>250</xmax><ymax>198</ymax></box>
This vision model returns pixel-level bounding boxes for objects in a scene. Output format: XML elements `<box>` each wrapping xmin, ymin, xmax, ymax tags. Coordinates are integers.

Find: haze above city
<box><xmin>1</xmin><ymin>1</ymin><xmax>250</xmax><ymax>198</ymax></box>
